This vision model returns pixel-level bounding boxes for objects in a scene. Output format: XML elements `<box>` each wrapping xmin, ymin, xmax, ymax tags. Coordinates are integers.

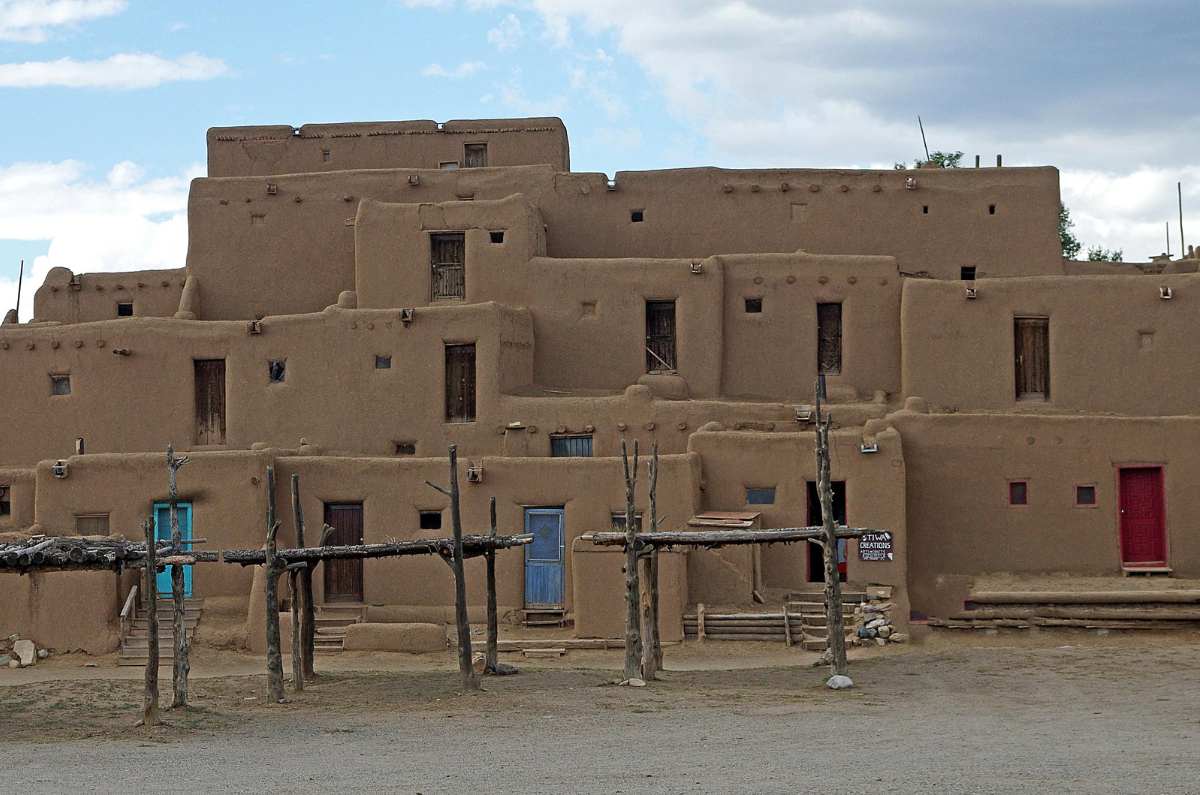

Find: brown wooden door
<box><xmin>431</xmin><ymin>232</ymin><xmax>465</xmax><ymax>300</ymax></box>
<box><xmin>323</xmin><ymin>503</ymin><xmax>364</xmax><ymax>603</ymax></box>
<box><xmin>645</xmin><ymin>300</ymin><xmax>676</xmax><ymax>371</ymax></box>
<box><xmin>444</xmin><ymin>343</ymin><xmax>476</xmax><ymax>422</ymax></box>
<box><xmin>1118</xmin><ymin>467</ymin><xmax>1166</xmax><ymax>566</ymax></box>
<box><xmin>1014</xmin><ymin>317</ymin><xmax>1050</xmax><ymax>400</ymax></box>
<box><xmin>193</xmin><ymin>359</ymin><xmax>226</xmax><ymax>445</ymax></box>
<box><xmin>817</xmin><ymin>303</ymin><xmax>842</xmax><ymax>375</ymax></box>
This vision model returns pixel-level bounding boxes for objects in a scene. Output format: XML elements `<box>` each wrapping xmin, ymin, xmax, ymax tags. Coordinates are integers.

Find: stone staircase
<box><xmin>118</xmin><ymin>598</ymin><xmax>204</xmax><ymax>667</ymax></box>
<box><xmin>789</xmin><ymin>590</ymin><xmax>867</xmax><ymax>651</ymax></box>
<box><xmin>313</xmin><ymin>603</ymin><xmax>365</xmax><ymax>654</ymax></box>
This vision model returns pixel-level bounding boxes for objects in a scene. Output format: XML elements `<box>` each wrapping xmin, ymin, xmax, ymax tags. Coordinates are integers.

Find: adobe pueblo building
<box><xmin>3</xmin><ymin>116</ymin><xmax>1199</xmax><ymax>654</ymax></box>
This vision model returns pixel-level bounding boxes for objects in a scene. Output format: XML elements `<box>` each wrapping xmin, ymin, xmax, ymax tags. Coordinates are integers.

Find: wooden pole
<box><xmin>141</xmin><ymin>517</ymin><xmax>160</xmax><ymax>726</ymax></box>
<box><xmin>621</xmin><ymin>439</ymin><xmax>642</xmax><ymax>681</ymax></box>
<box><xmin>167</xmin><ymin>444</ymin><xmax>191</xmax><ymax>709</ymax></box>
<box><xmin>263</xmin><ymin>466</ymin><xmax>286</xmax><ymax>703</ymax></box>
<box><xmin>289</xmin><ymin>566</ymin><xmax>304</xmax><ymax>691</ymax></box>
<box><xmin>290</xmin><ymin>473</ymin><xmax>316</xmax><ymax>678</ymax></box>
<box><xmin>485</xmin><ymin>495</ymin><xmax>499</xmax><ymax>674</ymax></box>
<box><xmin>14</xmin><ymin>259</ymin><xmax>23</xmax><ymax>320</ymax></box>
<box><xmin>815</xmin><ymin>378</ymin><xmax>849</xmax><ymax>678</ymax></box>
<box><xmin>640</xmin><ymin>442</ymin><xmax>661</xmax><ymax>679</ymax></box>
<box><xmin>446</xmin><ymin>445</ymin><xmax>480</xmax><ymax>691</ymax></box>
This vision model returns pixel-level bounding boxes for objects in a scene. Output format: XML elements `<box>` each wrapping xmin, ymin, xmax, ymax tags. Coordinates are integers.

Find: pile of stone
<box><xmin>850</xmin><ymin>587</ymin><xmax>908</xmax><ymax>647</ymax></box>
<box><xmin>0</xmin><ymin>633</ymin><xmax>49</xmax><ymax>669</ymax></box>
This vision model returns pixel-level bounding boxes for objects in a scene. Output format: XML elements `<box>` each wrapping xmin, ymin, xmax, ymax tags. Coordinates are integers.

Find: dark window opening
<box><xmin>1014</xmin><ymin>316</ymin><xmax>1050</xmax><ymax>400</ymax></box>
<box><xmin>0</xmin><ymin>485</ymin><xmax>10</xmax><ymax>517</ymax></box>
<box><xmin>746</xmin><ymin>486</ymin><xmax>776</xmax><ymax>504</ymax></box>
<box><xmin>1009</xmin><ymin>481</ymin><xmax>1028</xmax><ymax>506</ymax></box>
<box><xmin>988</xmin><ymin>204</ymin><xmax>997</xmax><ymax>215</ymax></box>
<box><xmin>394</xmin><ymin>440</ymin><xmax>416</xmax><ymax>456</ymax></box>
<box><xmin>50</xmin><ymin>374</ymin><xmax>71</xmax><ymax>396</ymax></box>
<box><xmin>322</xmin><ymin>148</ymin><xmax>332</xmax><ymax>162</ymax></box>
<box><xmin>419</xmin><ymin>510</ymin><xmax>443</xmax><ymax>530</ymax></box>
<box><xmin>489</xmin><ymin>230</ymin><xmax>505</xmax><ymax>244</ymax></box>
<box><xmin>445</xmin><ymin>343</ymin><xmax>476</xmax><ymax>422</ymax></box>
<box><xmin>961</xmin><ymin>266</ymin><xmax>977</xmax><ymax>281</ymax></box>
<box><xmin>463</xmin><ymin>143</ymin><xmax>488</xmax><ymax>168</ymax></box>
<box><xmin>194</xmin><ymin>359</ymin><xmax>227</xmax><ymax>445</ymax></box>
<box><xmin>631</xmin><ymin>209</ymin><xmax>645</xmax><ymax>223</ymax></box>
<box><xmin>611</xmin><ymin>513</ymin><xmax>643</xmax><ymax>531</ymax></box>
<box><xmin>75</xmin><ymin>513</ymin><xmax>109</xmax><ymax>535</ymax></box>
<box><xmin>645</xmin><ymin>300</ymin><xmax>677</xmax><ymax>372</ymax></box>
<box><xmin>745</xmin><ymin>297</ymin><xmax>763</xmax><ymax>313</ymax></box>
<box><xmin>1076</xmin><ymin>485</ymin><xmax>1096</xmax><ymax>506</ymax></box>
<box><xmin>116</xmin><ymin>302</ymin><xmax>133</xmax><ymax>317</ymax></box>
<box><xmin>375</xmin><ymin>354</ymin><xmax>392</xmax><ymax>369</ymax></box>
<box><xmin>806</xmin><ymin>480</ymin><xmax>847</xmax><ymax>582</ymax></box>
<box><xmin>551</xmin><ymin>434</ymin><xmax>593</xmax><ymax>457</ymax></box>
<box><xmin>268</xmin><ymin>359</ymin><xmax>286</xmax><ymax>383</ymax></box>
<box><xmin>817</xmin><ymin>302</ymin><xmax>842</xmax><ymax>375</ymax></box>
<box><xmin>922</xmin><ymin>205</ymin><xmax>929</xmax><ymax>215</ymax></box>
<box><xmin>431</xmin><ymin>232</ymin><xmax>466</xmax><ymax>300</ymax></box>
<box><xmin>439</xmin><ymin>161</ymin><xmax>459</xmax><ymax>170</ymax></box>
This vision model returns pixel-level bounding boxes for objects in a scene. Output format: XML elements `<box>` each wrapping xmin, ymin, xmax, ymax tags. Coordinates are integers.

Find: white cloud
<box><xmin>421</xmin><ymin>60</ymin><xmax>487</xmax><ymax>79</ymax></box>
<box><xmin>0</xmin><ymin>52</ymin><xmax>229</xmax><ymax>89</ymax></box>
<box><xmin>1063</xmin><ymin>166</ymin><xmax>1200</xmax><ymax>261</ymax></box>
<box><xmin>0</xmin><ymin>0</ymin><xmax>125</xmax><ymax>43</ymax></box>
<box><xmin>486</xmin><ymin>12</ymin><xmax>523</xmax><ymax>51</ymax></box>
<box><xmin>0</xmin><ymin>159</ymin><xmax>199</xmax><ymax>320</ymax></box>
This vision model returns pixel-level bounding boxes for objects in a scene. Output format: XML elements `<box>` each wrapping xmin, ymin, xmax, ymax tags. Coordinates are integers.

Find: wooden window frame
<box><xmin>430</xmin><ymin>232</ymin><xmax>466</xmax><ymax>301</ymax></box>
<box><xmin>645</xmin><ymin>299</ymin><xmax>677</xmax><ymax>373</ymax></box>
<box><xmin>1008</xmin><ymin>479</ymin><xmax>1029</xmax><ymax>507</ymax></box>
<box><xmin>1074</xmin><ymin>483</ymin><xmax>1098</xmax><ymax>508</ymax></box>
<box><xmin>745</xmin><ymin>486</ymin><xmax>776</xmax><ymax>505</ymax></box>
<box><xmin>74</xmin><ymin>513</ymin><xmax>110</xmax><ymax>536</ymax></box>
<box><xmin>49</xmin><ymin>373</ymin><xmax>72</xmax><ymax>396</ymax></box>
<box><xmin>550</xmin><ymin>434</ymin><xmax>593</xmax><ymax>457</ymax></box>
<box><xmin>463</xmin><ymin>143</ymin><xmax>488</xmax><ymax>168</ymax></box>
<box><xmin>1014</xmin><ymin>315</ymin><xmax>1050</xmax><ymax>402</ymax></box>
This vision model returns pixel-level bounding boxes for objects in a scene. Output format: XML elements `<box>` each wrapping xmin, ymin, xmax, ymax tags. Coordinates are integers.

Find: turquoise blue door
<box><xmin>152</xmin><ymin>501</ymin><xmax>193</xmax><ymax>597</ymax></box>
<box><xmin>524</xmin><ymin>508</ymin><xmax>565</xmax><ymax>608</ymax></box>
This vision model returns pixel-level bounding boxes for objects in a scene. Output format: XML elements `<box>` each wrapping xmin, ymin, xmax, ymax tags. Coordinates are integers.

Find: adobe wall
<box><xmin>0</xmin><ymin>569</ymin><xmax>131</xmax><ymax>654</ymax></box>
<box><xmin>33</xmin><ymin>267</ymin><xmax>186</xmax><ymax>325</ymax></box>
<box><xmin>571</xmin><ymin>544</ymin><xmax>687</xmax><ymax>640</ymax></box>
<box><xmin>902</xmin><ymin>273</ymin><xmax>1200</xmax><ymax>415</ymax></box>
<box><xmin>207</xmin><ymin>118</ymin><xmax>571</xmax><ymax>177</ymax></box>
<box><xmin>0</xmin><ymin>468</ymin><xmax>35</xmax><ymax>532</ymax></box>
<box><xmin>894</xmin><ymin>412</ymin><xmax>1200</xmax><ymax>616</ymax></box>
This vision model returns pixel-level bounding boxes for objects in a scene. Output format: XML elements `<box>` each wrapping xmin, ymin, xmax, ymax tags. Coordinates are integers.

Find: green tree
<box><xmin>1086</xmin><ymin>245</ymin><xmax>1124</xmax><ymax>262</ymax></box>
<box><xmin>1059</xmin><ymin>204</ymin><xmax>1082</xmax><ymax>259</ymax></box>
<box><xmin>918</xmin><ymin>150</ymin><xmax>964</xmax><ymax>168</ymax></box>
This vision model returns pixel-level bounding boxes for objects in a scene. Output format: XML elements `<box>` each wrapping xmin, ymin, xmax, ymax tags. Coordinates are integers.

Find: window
<box><xmin>394</xmin><ymin>440</ymin><xmax>416</xmax><ymax>456</ymax></box>
<box><xmin>960</xmin><ymin>266</ymin><xmax>977</xmax><ymax>281</ymax></box>
<box><xmin>922</xmin><ymin>205</ymin><xmax>930</xmax><ymax>215</ymax></box>
<box><xmin>1009</xmin><ymin>481</ymin><xmax>1028</xmax><ymax>506</ymax></box>
<box><xmin>989</xmin><ymin>204</ymin><xmax>997</xmax><ymax>215</ymax></box>
<box><xmin>50</xmin><ymin>374</ymin><xmax>71</xmax><ymax>396</ymax></box>
<box><xmin>746</xmin><ymin>486</ymin><xmax>776</xmax><ymax>505</ymax></box>
<box><xmin>1075</xmin><ymin>485</ymin><xmax>1097</xmax><ymax>506</ymax></box>
<box><xmin>268</xmin><ymin>359</ymin><xmax>286</xmax><ymax>383</ymax></box>
<box><xmin>745</xmin><ymin>297</ymin><xmax>763</xmax><ymax>313</ymax></box>
<box><xmin>463</xmin><ymin>143</ymin><xmax>488</xmax><ymax>168</ymax></box>
<box><xmin>0</xmin><ymin>485</ymin><xmax>10</xmax><ymax>517</ymax></box>
<box><xmin>116</xmin><ymin>302</ymin><xmax>133</xmax><ymax>317</ymax></box>
<box><xmin>431</xmin><ymin>232</ymin><xmax>466</xmax><ymax>300</ymax></box>
<box><xmin>194</xmin><ymin>359</ymin><xmax>227</xmax><ymax>445</ymax></box>
<box><xmin>550</xmin><ymin>434</ymin><xmax>593</xmax><ymax>457</ymax></box>
<box><xmin>419</xmin><ymin>510</ymin><xmax>443</xmax><ymax>530</ymax></box>
<box><xmin>444</xmin><ymin>343</ymin><xmax>476</xmax><ymax>422</ymax></box>
<box><xmin>611</xmin><ymin>513</ymin><xmax>643</xmax><ymax>531</ymax></box>
<box><xmin>74</xmin><ymin>513</ymin><xmax>109</xmax><ymax>535</ymax></box>
<box><xmin>631</xmin><ymin>209</ymin><xmax>645</xmax><ymax>223</ymax></box>
<box><xmin>439</xmin><ymin>161</ymin><xmax>459</xmax><ymax>170</ymax></box>
<box><xmin>1014</xmin><ymin>317</ymin><xmax>1050</xmax><ymax>400</ymax></box>
<box><xmin>375</xmin><ymin>355</ymin><xmax>392</xmax><ymax>370</ymax></box>
<box><xmin>322</xmin><ymin>148</ymin><xmax>332</xmax><ymax>162</ymax></box>
<box><xmin>489</xmin><ymin>230</ymin><xmax>505</xmax><ymax>244</ymax></box>
<box><xmin>645</xmin><ymin>300</ymin><xmax>676</xmax><ymax>372</ymax></box>
<box><xmin>817</xmin><ymin>303</ymin><xmax>842</xmax><ymax>375</ymax></box>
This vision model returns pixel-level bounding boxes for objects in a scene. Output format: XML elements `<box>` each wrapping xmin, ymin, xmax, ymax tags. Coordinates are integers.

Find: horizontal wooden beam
<box><xmin>220</xmin><ymin>533</ymin><xmax>533</xmax><ymax>567</ymax></box>
<box><xmin>584</xmin><ymin>526</ymin><xmax>874</xmax><ymax>549</ymax></box>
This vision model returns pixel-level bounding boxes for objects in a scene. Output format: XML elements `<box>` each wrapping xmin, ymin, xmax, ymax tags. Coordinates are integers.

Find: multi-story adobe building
<box><xmin>2</xmin><ymin>116</ymin><xmax>1199</xmax><ymax>654</ymax></box>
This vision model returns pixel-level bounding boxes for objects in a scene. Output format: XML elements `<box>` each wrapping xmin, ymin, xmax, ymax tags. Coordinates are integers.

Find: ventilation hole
<box><xmin>989</xmin><ymin>204</ymin><xmax>997</xmax><ymax>215</ymax></box>
<box><xmin>745</xmin><ymin>297</ymin><xmax>763</xmax><ymax>313</ymax></box>
<box><xmin>375</xmin><ymin>355</ymin><xmax>392</xmax><ymax>369</ymax></box>
<box><xmin>631</xmin><ymin>209</ymin><xmax>644</xmax><ymax>223</ymax></box>
<box><xmin>489</xmin><ymin>230</ymin><xmax>505</xmax><ymax>244</ymax></box>
<box><xmin>268</xmin><ymin>359</ymin><xmax>286</xmax><ymax>383</ymax></box>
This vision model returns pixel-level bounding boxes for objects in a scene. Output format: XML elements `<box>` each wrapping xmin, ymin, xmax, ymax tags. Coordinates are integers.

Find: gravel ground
<box><xmin>5</xmin><ymin>634</ymin><xmax>1200</xmax><ymax>794</ymax></box>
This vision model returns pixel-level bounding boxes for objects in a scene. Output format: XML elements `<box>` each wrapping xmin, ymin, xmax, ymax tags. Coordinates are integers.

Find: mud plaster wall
<box><xmin>207</xmin><ymin>118</ymin><xmax>570</xmax><ymax>177</ymax></box>
<box><xmin>894</xmin><ymin>412</ymin><xmax>1200</xmax><ymax>615</ymax></box>
<box><xmin>0</xmin><ymin>569</ymin><xmax>131</xmax><ymax>654</ymax></box>
<box><xmin>186</xmin><ymin>165</ymin><xmax>1062</xmax><ymax>321</ymax></box>
<box><xmin>572</xmin><ymin>543</ymin><xmax>687</xmax><ymax>640</ymax></box>
<box><xmin>902</xmin><ymin>273</ymin><xmax>1200</xmax><ymax>415</ymax></box>
<box><xmin>686</xmin><ymin>428</ymin><xmax>908</xmax><ymax>620</ymax></box>
<box><xmin>34</xmin><ymin>267</ymin><xmax>186</xmax><ymax>324</ymax></box>
<box><xmin>0</xmin><ymin>468</ymin><xmax>35</xmax><ymax>532</ymax></box>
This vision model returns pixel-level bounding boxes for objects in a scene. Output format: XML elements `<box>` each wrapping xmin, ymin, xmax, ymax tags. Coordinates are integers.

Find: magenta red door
<box><xmin>1118</xmin><ymin>467</ymin><xmax>1166</xmax><ymax>566</ymax></box>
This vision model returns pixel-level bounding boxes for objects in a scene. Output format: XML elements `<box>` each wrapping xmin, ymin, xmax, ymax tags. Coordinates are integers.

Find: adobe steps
<box><xmin>931</xmin><ymin>589</ymin><xmax>1200</xmax><ymax>631</ymax></box>
<box><xmin>117</xmin><ymin>598</ymin><xmax>204</xmax><ymax>667</ymax></box>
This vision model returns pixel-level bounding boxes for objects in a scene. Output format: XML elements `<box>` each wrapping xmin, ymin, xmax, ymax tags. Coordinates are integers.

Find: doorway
<box><xmin>324</xmin><ymin>502</ymin><xmax>364</xmax><ymax>602</ymax></box>
<box><xmin>152</xmin><ymin>501</ymin><xmax>193</xmax><ymax>597</ymax></box>
<box><xmin>193</xmin><ymin>359</ymin><xmax>227</xmax><ymax>445</ymax></box>
<box><xmin>1118</xmin><ymin>467</ymin><xmax>1166</xmax><ymax>567</ymax></box>
<box><xmin>806</xmin><ymin>481</ymin><xmax>847</xmax><ymax>582</ymax></box>
<box><xmin>524</xmin><ymin>507</ymin><xmax>565</xmax><ymax>608</ymax></box>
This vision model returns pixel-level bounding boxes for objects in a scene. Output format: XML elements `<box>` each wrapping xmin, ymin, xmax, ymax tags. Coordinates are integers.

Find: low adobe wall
<box><xmin>33</xmin><ymin>267</ymin><xmax>186</xmax><ymax>325</ymax></box>
<box><xmin>571</xmin><ymin>542</ymin><xmax>687</xmax><ymax>641</ymax></box>
<box><xmin>0</xmin><ymin>569</ymin><xmax>133</xmax><ymax>654</ymax></box>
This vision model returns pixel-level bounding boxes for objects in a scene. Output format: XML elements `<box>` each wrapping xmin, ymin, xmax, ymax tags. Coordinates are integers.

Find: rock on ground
<box><xmin>13</xmin><ymin>639</ymin><xmax>35</xmax><ymax>667</ymax></box>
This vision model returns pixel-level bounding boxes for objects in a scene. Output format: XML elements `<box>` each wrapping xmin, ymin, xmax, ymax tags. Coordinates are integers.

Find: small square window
<box><xmin>1009</xmin><ymin>481</ymin><xmax>1028</xmax><ymax>506</ymax></box>
<box><xmin>631</xmin><ymin>209</ymin><xmax>644</xmax><ymax>223</ymax></box>
<box><xmin>419</xmin><ymin>510</ymin><xmax>443</xmax><ymax>530</ymax></box>
<box><xmin>746</xmin><ymin>486</ymin><xmax>776</xmax><ymax>505</ymax></box>
<box><xmin>745</xmin><ymin>297</ymin><xmax>763</xmax><ymax>313</ymax></box>
<box><xmin>961</xmin><ymin>266</ymin><xmax>977</xmax><ymax>281</ymax></box>
<box><xmin>988</xmin><ymin>204</ymin><xmax>997</xmax><ymax>215</ymax></box>
<box><xmin>550</xmin><ymin>434</ymin><xmax>593</xmax><ymax>457</ymax></box>
<box><xmin>394</xmin><ymin>440</ymin><xmax>416</xmax><ymax>456</ymax></box>
<box><xmin>74</xmin><ymin>513</ymin><xmax>109</xmax><ymax>535</ymax></box>
<box><xmin>0</xmin><ymin>485</ymin><xmax>10</xmax><ymax>517</ymax></box>
<box><xmin>268</xmin><ymin>359</ymin><xmax>286</xmax><ymax>383</ymax></box>
<box><xmin>489</xmin><ymin>230</ymin><xmax>505</xmax><ymax>244</ymax></box>
<box><xmin>116</xmin><ymin>302</ymin><xmax>133</xmax><ymax>317</ymax></box>
<box><xmin>922</xmin><ymin>205</ymin><xmax>929</xmax><ymax>215</ymax></box>
<box><xmin>322</xmin><ymin>148</ymin><xmax>332</xmax><ymax>162</ymax></box>
<box><xmin>375</xmin><ymin>355</ymin><xmax>392</xmax><ymax>370</ymax></box>
<box><xmin>1075</xmin><ymin>485</ymin><xmax>1097</xmax><ymax>506</ymax></box>
<box><xmin>50</xmin><ymin>374</ymin><xmax>71</xmax><ymax>396</ymax></box>
<box><xmin>611</xmin><ymin>513</ymin><xmax>642</xmax><ymax>531</ymax></box>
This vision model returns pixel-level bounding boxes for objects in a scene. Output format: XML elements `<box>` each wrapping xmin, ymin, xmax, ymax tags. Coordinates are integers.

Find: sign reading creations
<box><xmin>858</xmin><ymin>531</ymin><xmax>894</xmax><ymax>562</ymax></box>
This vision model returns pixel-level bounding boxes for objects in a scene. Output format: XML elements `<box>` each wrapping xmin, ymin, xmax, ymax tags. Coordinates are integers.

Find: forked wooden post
<box><xmin>141</xmin><ymin>517</ymin><xmax>161</xmax><ymax>727</ymax></box>
<box><xmin>640</xmin><ymin>442</ymin><xmax>662</xmax><ymax>679</ymax></box>
<box><xmin>289</xmin><ymin>565</ymin><xmax>304</xmax><ymax>691</ymax></box>
<box><xmin>166</xmin><ymin>443</ymin><xmax>191</xmax><ymax>709</ymax></box>
<box><xmin>428</xmin><ymin>445</ymin><xmax>480</xmax><ymax>691</ymax></box>
<box><xmin>485</xmin><ymin>495</ymin><xmax>499</xmax><ymax>673</ymax></box>
<box><xmin>263</xmin><ymin>466</ymin><xmax>286</xmax><ymax>703</ymax></box>
<box><xmin>290</xmin><ymin>473</ymin><xmax>316</xmax><ymax>678</ymax></box>
<box><xmin>621</xmin><ymin>439</ymin><xmax>642</xmax><ymax>681</ymax></box>
<box><xmin>815</xmin><ymin>379</ymin><xmax>849</xmax><ymax>677</ymax></box>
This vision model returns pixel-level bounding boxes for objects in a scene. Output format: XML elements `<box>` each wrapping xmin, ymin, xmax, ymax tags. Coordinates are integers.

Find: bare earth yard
<box><xmin>4</xmin><ymin>632</ymin><xmax>1200</xmax><ymax>794</ymax></box>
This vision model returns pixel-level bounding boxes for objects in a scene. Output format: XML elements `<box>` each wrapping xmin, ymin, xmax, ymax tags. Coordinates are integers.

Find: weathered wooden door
<box><xmin>444</xmin><ymin>343</ymin><xmax>476</xmax><ymax>422</ymax></box>
<box><xmin>153</xmin><ymin>501</ymin><xmax>193</xmax><ymax>597</ymax></box>
<box><xmin>817</xmin><ymin>303</ymin><xmax>842</xmax><ymax>375</ymax></box>
<box><xmin>431</xmin><ymin>232</ymin><xmax>466</xmax><ymax>300</ymax></box>
<box><xmin>524</xmin><ymin>508</ymin><xmax>565</xmax><ymax>608</ymax></box>
<box><xmin>1014</xmin><ymin>317</ymin><xmax>1050</xmax><ymax>400</ymax></box>
<box><xmin>807</xmin><ymin>481</ymin><xmax>847</xmax><ymax>583</ymax></box>
<box><xmin>645</xmin><ymin>300</ymin><xmax>676</xmax><ymax>371</ymax></box>
<box><xmin>193</xmin><ymin>359</ymin><xmax>226</xmax><ymax>445</ymax></box>
<box><xmin>324</xmin><ymin>503</ymin><xmax>364</xmax><ymax>602</ymax></box>
<box><xmin>1118</xmin><ymin>467</ymin><xmax>1166</xmax><ymax>566</ymax></box>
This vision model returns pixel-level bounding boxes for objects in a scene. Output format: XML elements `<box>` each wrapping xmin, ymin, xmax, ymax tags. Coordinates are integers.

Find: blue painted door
<box><xmin>524</xmin><ymin>508</ymin><xmax>565</xmax><ymax>608</ymax></box>
<box><xmin>153</xmin><ymin>501</ymin><xmax>193</xmax><ymax>597</ymax></box>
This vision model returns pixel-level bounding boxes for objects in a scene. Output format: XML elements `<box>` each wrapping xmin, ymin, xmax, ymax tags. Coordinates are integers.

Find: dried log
<box><xmin>444</xmin><ymin>445</ymin><xmax>479</xmax><ymax>691</ymax></box>
<box><xmin>640</xmin><ymin>442</ymin><xmax>661</xmax><ymax>680</ymax></box>
<box><xmin>485</xmin><ymin>496</ymin><xmax>499</xmax><ymax>674</ymax></box>
<box><xmin>291</xmin><ymin>473</ymin><xmax>316</xmax><ymax>679</ymax></box>
<box><xmin>967</xmin><ymin>591</ymin><xmax>1200</xmax><ymax>605</ymax></box>
<box><xmin>141</xmin><ymin>517</ymin><xmax>160</xmax><ymax>727</ymax></box>
<box><xmin>167</xmin><ymin>443</ymin><xmax>191</xmax><ymax>710</ymax></box>
<box><xmin>220</xmin><ymin>535</ymin><xmax>532</xmax><ymax>565</ymax></box>
<box><xmin>621</xmin><ymin>439</ymin><xmax>642</xmax><ymax>681</ymax></box>
<box><xmin>816</xmin><ymin>380</ymin><xmax>849</xmax><ymax>678</ymax></box>
<box><xmin>289</xmin><ymin>567</ymin><xmax>304</xmax><ymax>692</ymax></box>
<box><xmin>263</xmin><ymin>466</ymin><xmax>286</xmax><ymax>704</ymax></box>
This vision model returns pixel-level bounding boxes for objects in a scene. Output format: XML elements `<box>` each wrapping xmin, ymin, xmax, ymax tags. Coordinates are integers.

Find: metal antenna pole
<box><xmin>1180</xmin><ymin>182</ymin><xmax>1186</xmax><ymax>256</ymax></box>
<box><xmin>918</xmin><ymin>116</ymin><xmax>930</xmax><ymax>162</ymax></box>
<box><xmin>1166</xmin><ymin>222</ymin><xmax>1171</xmax><ymax>257</ymax></box>
<box><xmin>14</xmin><ymin>259</ymin><xmax>23</xmax><ymax>319</ymax></box>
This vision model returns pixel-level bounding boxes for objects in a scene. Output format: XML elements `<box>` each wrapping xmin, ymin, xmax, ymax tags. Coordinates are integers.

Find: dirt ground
<box><xmin>5</xmin><ymin>631</ymin><xmax>1200</xmax><ymax>794</ymax></box>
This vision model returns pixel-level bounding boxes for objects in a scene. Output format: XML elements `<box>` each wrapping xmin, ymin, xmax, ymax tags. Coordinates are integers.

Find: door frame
<box><xmin>152</xmin><ymin>500</ymin><xmax>193</xmax><ymax>597</ymax></box>
<box><xmin>523</xmin><ymin>506</ymin><xmax>566</xmax><ymax>609</ymax></box>
<box><xmin>323</xmin><ymin>501</ymin><xmax>365</xmax><ymax>603</ymax></box>
<box><xmin>1114</xmin><ymin>463</ymin><xmax>1168</xmax><ymax>567</ymax></box>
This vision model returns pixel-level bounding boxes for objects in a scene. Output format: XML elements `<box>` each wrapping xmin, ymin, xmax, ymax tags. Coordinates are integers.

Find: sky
<box><xmin>1</xmin><ymin>0</ymin><xmax>1198</xmax><ymax>319</ymax></box>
